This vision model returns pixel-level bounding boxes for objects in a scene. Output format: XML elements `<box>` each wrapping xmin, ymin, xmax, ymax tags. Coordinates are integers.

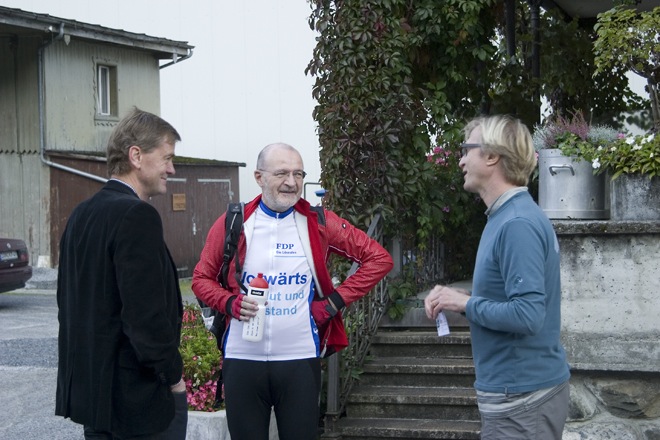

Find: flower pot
<box><xmin>538</xmin><ymin>149</ymin><xmax>609</xmax><ymax>220</ymax></box>
<box><xmin>187</xmin><ymin>410</ymin><xmax>230</xmax><ymax>440</ymax></box>
<box><xmin>610</xmin><ymin>174</ymin><xmax>660</xmax><ymax>221</ymax></box>
<box><xmin>186</xmin><ymin>409</ymin><xmax>280</xmax><ymax>440</ymax></box>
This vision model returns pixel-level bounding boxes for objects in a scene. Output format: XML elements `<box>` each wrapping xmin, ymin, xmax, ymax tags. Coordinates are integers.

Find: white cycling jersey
<box><xmin>224</xmin><ymin>204</ymin><xmax>320</xmax><ymax>361</ymax></box>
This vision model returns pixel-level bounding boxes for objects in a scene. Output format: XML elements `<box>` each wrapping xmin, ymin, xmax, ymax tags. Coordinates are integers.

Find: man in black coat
<box><xmin>56</xmin><ymin>108</ymin><xmax>187</xmax><ymax>440</ymax></box>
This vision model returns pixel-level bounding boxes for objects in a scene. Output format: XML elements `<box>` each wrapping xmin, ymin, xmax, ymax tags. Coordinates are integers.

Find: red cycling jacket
<box><xmin>192</xmin><ymin>195</ymin><xmax>393</xmax><ymax>355</ymax></box>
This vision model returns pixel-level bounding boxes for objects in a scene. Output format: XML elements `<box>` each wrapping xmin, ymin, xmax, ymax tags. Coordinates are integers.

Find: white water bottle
<box><xmin>242</xmin><ymin>273</ymin><xmax>269</xmax><ymax>342</ymax></box>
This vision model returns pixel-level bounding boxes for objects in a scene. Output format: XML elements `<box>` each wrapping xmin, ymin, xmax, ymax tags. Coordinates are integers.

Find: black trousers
<box><xmin>223</xmin><ymin>357</ymin><xmax>322</xmax><ymax>440</ymax></box>
<box><xmin>83</xmin><ymin>391</ymin><xmax>187</xmax><ymax>440</ymax></box>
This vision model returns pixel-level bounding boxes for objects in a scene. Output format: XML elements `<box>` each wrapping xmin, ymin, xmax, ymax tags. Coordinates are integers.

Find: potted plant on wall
<box><xmin>533</xmin><ymin>111</ymin><xmax>619</xmax><ymax>220</ymax></box>
<box><xmin>534</xmin><ymin>112</ymin><xmax>660</xmax><ymax>221</ymax></box>
<box><xmin>591</xmin><ymin>132</ymin><xmax>660</xmax><ymax>220</ymax></box>
<box><xmin>592</xmin><ymin>4</ymin><xmax>660</xmax><ymax>221</ymax></box>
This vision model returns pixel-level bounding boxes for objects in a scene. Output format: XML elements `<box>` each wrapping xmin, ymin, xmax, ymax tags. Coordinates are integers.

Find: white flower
<box><xmin>625</xmin><ymin>137</ymin><xmax>635</xmax><ymax>145</ymax></box>
<box><xmin>633</xmin><ymin>144</ymin><xmax>643</xmax><ymax>151</ymax></box>
<box><xmin>644</xmin><ymin>134</ymin><xmax>654</xmax><ymax>143</ymax></box>
<box><xmin>592</xmin><ymin>159</ymin><xmax>601</xmax><ymax>169</ymax></box>
<box><xmin>610</xmin><ymin>146</ymin><xmax>617</xmax><ymax>152</ymax></box>
<box><xmin>597</xmin><ymin>146</ymin><xmax>604</xmax><ymax>151</ymax></box>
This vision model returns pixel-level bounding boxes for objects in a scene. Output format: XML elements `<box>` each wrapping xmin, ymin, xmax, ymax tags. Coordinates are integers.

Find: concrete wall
<box><xmin>555</xmin><ymin>220</ymin><xmax>660</xmax><ymax>439</ymax></box>
<box><xmin>556</xmin><ymin>220</ymin><xmax>660</xmax><ymax>372</ymax></box>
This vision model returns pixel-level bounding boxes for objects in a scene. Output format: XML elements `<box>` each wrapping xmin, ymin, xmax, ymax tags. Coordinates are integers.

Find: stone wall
<box><xmin>555</xmin><ymin>220</ymin><xmax>660</xmax><ymax>440</ymax></box>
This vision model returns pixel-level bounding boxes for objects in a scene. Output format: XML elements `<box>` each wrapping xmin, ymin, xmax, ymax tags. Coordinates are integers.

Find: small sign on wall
<box><xmin>172</xmin><ymin>193</ymin><xmax>186</xmax><ymax>211</ymax></box>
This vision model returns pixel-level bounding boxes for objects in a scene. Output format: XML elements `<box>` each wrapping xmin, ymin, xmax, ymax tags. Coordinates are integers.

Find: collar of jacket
<box><xmin>242</xmin><ymin>195</ymin><xmax>334</xmax><ymax>299</ymax></box>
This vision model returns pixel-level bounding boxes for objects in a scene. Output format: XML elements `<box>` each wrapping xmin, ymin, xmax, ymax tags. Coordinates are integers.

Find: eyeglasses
<box><xmin>258</xmin><ymin>169</ymin><xmax>307</xmax><ymax>180</ymax></box>
<box><xmin>460</xmin><ymin>143</ymin><xmax>481</xmax><ymax>157</ymax></box>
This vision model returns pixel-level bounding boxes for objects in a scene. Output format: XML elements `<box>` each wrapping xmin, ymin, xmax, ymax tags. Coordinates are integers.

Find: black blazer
<box><xmin>56</xmin><ymin>180</ymin><xmax>183</xmax><ymax>437</ymax></box>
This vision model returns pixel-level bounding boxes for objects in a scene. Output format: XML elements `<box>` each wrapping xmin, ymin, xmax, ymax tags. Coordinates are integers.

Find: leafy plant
<box><xmin>592</xmin><ymin>133</ymin><xmax>660</xmax><ymax>179</ymax></box>
<box><xmin>306</xmin><ymin>0</ymin><xmax>643</xmax><ymax>264</ymax></box>
<box><xmin>180</xmin><ymin>303</ymin><xmax>222</xmax><ymax>411</ymax></box>
<box><xmin>594</xmin><ymin>5</ymin><xmax>660</xmax><ymax>129</ymax></box>
<box><xmin>306</xmin><ymin>0</ymin><xmax>497</xmax><ymax>246</ymax></box>
<box><xmin>533</xmin><ymin>111</ymin><xmax>659</xmax><ymax>179</ymax></box>
<box><xmin>386</xmin><ymin>272</ymin><xmax>417</xmax><ymax>320</ymax></box>
<box><xmin>533</xmin><ymin>111</ymin><xmax>620</xmax><ymax>163</ymax></box>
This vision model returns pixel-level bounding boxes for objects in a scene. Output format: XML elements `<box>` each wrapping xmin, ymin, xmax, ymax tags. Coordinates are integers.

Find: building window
<box><xmin>97</xmin><ymin>64</ymin><xmax>117</xmax><ymax>117</ymax></box>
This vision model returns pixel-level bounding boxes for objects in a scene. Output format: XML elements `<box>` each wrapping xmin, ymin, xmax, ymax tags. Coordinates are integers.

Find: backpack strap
<box><xmin>203</xmin><ymin>202</ymin><xmax>245</xmax><ymax>350</ymax></box>
<box><xmin>310</xmin><ymin>205</ymin><xmax>326</xmax><ymax>227</ymax></box>
<box><xmin>219</xmin><ymin>202</ymin><xmax>247</xmax><ymax>293</ymax></box>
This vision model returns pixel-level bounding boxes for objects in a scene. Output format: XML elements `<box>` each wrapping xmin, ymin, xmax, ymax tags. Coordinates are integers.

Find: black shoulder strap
<box><xmin>219</xmin><ymin>203</ymin><xmax>246</xmax><ymax>293</ymax></box>
<box><xmin>311</xmin><ymin>205</ymin><xmax>326</xmax><ymax>226</ymax></box>
<box><xmin>199</xmin><ymin>203</ymin><xmax>246</xmax><ymax>350</ymax></box>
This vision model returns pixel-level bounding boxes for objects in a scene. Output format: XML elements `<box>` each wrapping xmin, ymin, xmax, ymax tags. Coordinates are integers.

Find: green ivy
<box><xmin>594</xmin><ymin>5</ymin><xmax>660</xmax><ymax>129</ymax></box>
<box><xmin>307</xmin><ymin>0</ymin><xmax>646</xmax><ymax>286</ymax></box>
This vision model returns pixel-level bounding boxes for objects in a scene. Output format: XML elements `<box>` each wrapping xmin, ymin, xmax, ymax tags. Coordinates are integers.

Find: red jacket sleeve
<box><xmin>192</xmin><ymin>197</ymin><xmax>260</xmax><ymax>313</ymax></box>
<box><xmin>322</xmin><ymin>210</ymin><xmax>393</xmax><ymax>306</ymax></box>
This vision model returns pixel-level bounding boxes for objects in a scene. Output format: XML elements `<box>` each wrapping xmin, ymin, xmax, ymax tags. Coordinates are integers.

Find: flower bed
<box><xmin>180</xmin><ymin>303</ymin><xmax>223</xmax><ymax>412</ymax></box>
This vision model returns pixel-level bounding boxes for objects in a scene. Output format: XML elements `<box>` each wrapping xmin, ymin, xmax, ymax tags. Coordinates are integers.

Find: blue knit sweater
<box><xmin>465</xmin><ymin>191</ymin><xmax>570</xmax><ymax>394</ymax></box>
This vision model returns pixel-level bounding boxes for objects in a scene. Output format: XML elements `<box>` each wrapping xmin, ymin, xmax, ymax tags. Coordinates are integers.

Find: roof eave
<box><xmin>0</xmin><ymin>6</ymin><xmax>193</xmax><ymax>58</ymax></box>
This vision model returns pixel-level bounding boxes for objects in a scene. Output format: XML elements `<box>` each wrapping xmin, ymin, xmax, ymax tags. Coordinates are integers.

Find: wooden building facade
<box><xmin>49</xmin><ymin>154</ymin><xmax>243</xmax><ymax>277</ymax></box>
<box><xmin>0</xmin><ymin>6</ymin><xmax>242</xmax><ymax>274</ymax></box>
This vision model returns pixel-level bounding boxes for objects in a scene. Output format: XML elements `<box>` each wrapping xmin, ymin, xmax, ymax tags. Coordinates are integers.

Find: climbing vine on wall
<box><xmin>307</xmin><ymin>0</ymin><xmax>645</xmax><ymax>282</ymax></box>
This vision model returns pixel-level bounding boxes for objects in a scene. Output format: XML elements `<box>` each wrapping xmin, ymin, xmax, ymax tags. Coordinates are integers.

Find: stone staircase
<box><xmin>333</xmin><ymin>291</ymin><xmax>480</xmax><ymax>440</ymax></box>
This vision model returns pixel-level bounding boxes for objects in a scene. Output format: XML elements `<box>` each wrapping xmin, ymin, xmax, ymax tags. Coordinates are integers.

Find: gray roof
<box><xmin>0</xmin><ymin>5</ymin><xmax>193</xmax><ymax>60</ymax></box>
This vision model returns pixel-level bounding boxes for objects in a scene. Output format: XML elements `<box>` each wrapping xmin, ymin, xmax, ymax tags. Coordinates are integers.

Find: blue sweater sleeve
<box><xmin>466</xmin><ymin>218</ymin><xmax>548</xmax><ymax>335</ymax></box>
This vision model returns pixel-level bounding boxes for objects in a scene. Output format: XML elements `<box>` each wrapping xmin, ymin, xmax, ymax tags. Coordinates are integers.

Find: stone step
<box><xmin>359</xmin><ymin>357</ymin><xmax>476</xmax><ymax>388</ymax></box>
<box><xmin>370</xmin><ymin>329</ymin><xmax>473</xmax><ymax>358</ymax></box>
<box><xmin>334</xmin><ymin>417</ymin><xmax>481</xmax><ymax>440</ymax></box>
<box><xmin>328</xmin><ymin>282</ymin><xmax>479</xmax><ymax>439</ymax></box>
<box><xmin>346</xmin><ymin>385</ymin><xmax>479</xmax><ymax>420</ymax></box>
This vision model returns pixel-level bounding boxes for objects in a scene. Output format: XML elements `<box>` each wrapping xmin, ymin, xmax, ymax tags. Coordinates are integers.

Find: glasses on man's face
<box><xmin>460</xmin><ymin>143</ymin><xmax>481</xmax><ymax>158</ymax></box>
<box><xmin>258</xmin><ymin>169</ymin><xmax>307</xmax><ymax>180</ymax></box>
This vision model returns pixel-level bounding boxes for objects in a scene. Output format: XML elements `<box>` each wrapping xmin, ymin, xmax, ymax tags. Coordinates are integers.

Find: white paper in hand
<box><xmin>436</xmin><ymin>311</ymin><xmax>450</xmax><ymax>336</ymax></box>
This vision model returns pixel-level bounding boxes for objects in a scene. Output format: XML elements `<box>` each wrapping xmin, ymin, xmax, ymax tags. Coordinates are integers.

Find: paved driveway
<box><xmin>0</xmin><ymin>290</ymin><xmax>83</xmax><ymax>440</ymax></box>
<box><xmin>0</xmin><ymin>286</ymin><xmax>198</xmax><ymax>440</ymax></box>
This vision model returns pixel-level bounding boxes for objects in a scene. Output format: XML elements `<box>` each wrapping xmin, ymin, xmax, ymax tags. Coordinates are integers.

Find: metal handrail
<box><xmin>323</xmin><ymin>211</ymin><xmax>390</xmax><ymax>435</ymax></box>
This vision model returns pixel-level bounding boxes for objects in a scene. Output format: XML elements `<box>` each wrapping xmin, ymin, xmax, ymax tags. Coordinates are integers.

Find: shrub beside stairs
<box><xmin>331</xmin><ymin>292</ymin><xmax>480</xmax><ymax>440</ymax></box>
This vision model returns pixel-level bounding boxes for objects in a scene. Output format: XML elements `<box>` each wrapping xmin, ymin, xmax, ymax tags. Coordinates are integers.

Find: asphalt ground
<box><xmin>0</xmin><ymin>277</ymin><xmax>198</xmax><ymax>440</ymax></box>
<box><xmin>0</xmin><ymin>290</ymin><xmax>83</xmax><ymax>440</ymax></box>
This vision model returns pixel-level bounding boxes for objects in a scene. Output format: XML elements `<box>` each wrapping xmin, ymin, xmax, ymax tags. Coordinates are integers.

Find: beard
<box><xmin>261</xmin><ymin>189</ymin><xmax>300</xmax><ymax>212</ymax></box>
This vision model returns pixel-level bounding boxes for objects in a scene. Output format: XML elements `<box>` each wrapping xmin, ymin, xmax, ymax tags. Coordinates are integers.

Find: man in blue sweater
<box><xmin>424</xmin><ymin>115</ymin><xmax>570</xmax><ymax>440</ymax></box>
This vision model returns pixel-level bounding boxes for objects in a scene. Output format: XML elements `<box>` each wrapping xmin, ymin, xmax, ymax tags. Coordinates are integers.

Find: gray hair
<box><xmin>464</xmin><ymin>115</ymin><xmax>536</xmax><ymax>186</ymax></box>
